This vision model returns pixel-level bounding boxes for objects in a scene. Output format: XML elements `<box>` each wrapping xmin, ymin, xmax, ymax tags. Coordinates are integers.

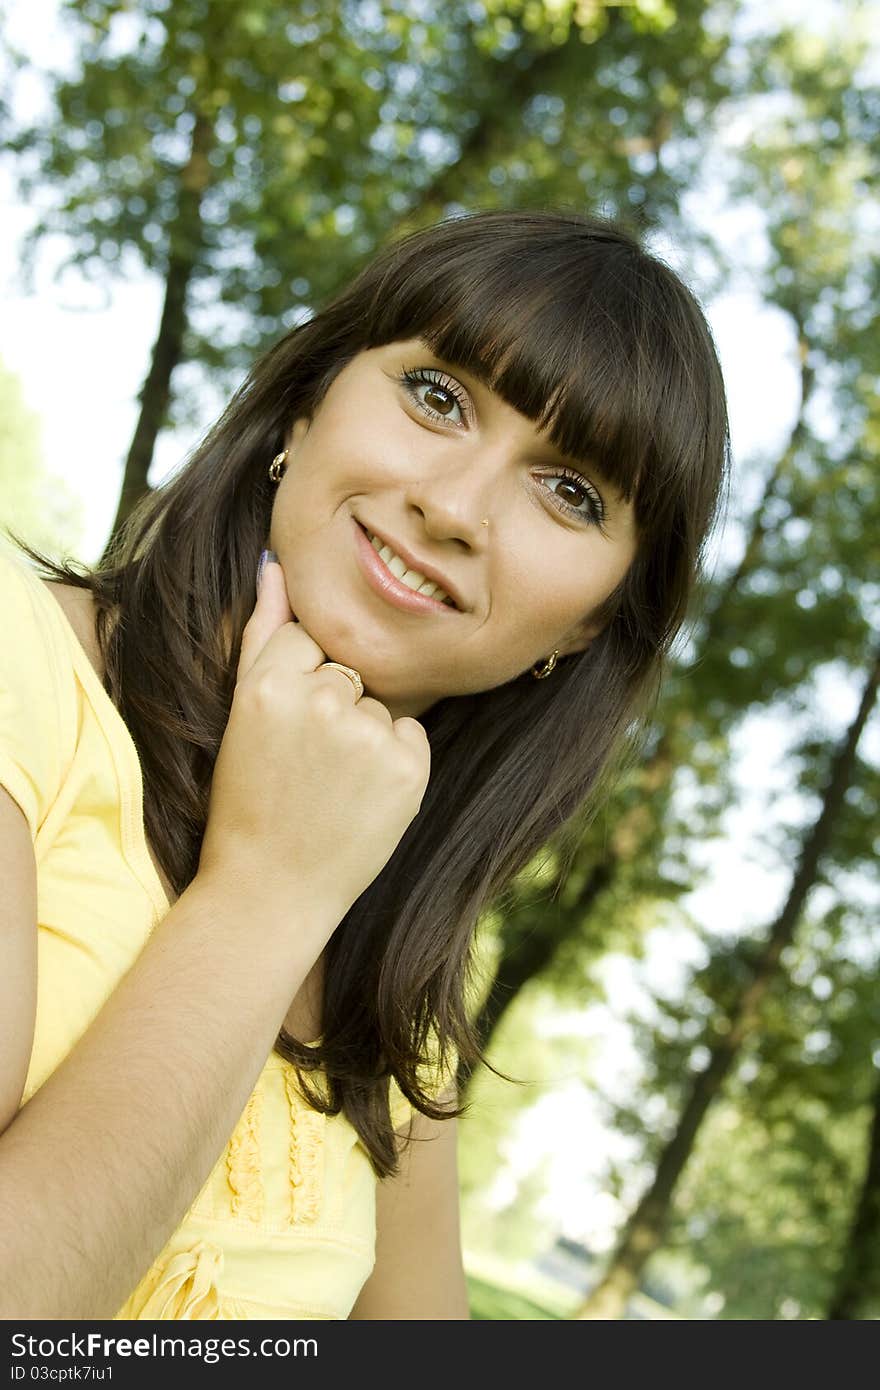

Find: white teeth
<box><xmin>366</xmin><ymin>530</ymin><xmax>454</xmax><ymax>606</ymax></box>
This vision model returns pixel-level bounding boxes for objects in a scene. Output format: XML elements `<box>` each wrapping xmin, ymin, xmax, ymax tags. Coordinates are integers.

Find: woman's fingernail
<box><xmin>256</xmin><ymin>548</ymin><xmax>277</xmax><ymax>591</ymax></box>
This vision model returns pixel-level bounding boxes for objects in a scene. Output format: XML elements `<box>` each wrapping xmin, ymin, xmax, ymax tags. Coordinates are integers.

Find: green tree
<box><xmin>647</xmin><ymin>888</ymin><xmax>880</xmax><ymax>1318</ymax></box>
<box><xmin>828</xmin><ymin>1068</ymin><xmax>880</xmax><ymax>1319</ymax></box>
<box><xmin>3</xmin><ymin>0</ymin><xmax>733</xmax><ymax>554</ymax></box>
<box><xmin>575</xmin><ymin>641</ymin><xmax>880</xmax><ymax>1318</ymax></box>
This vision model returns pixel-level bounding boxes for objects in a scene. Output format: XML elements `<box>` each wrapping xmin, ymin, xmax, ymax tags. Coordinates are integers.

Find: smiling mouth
<box><xmin>360</xmin><ymin>525</ymin><xmax>458</xmax><ymax>608</ymax></box>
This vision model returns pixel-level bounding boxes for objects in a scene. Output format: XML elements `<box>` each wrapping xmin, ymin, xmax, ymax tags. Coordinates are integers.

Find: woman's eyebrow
<box><xmin>414</xmin><ymin>340</ymin><xmax>493</xmax><ymax>391</ymax></box>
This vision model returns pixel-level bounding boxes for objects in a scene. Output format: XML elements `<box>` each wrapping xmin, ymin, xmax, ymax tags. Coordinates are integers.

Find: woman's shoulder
<box><xmin>40</xmin><ymin>578</ymin><xmax>104</xmax><ymax>684</ymax></box>
<box><xmin>0</xmin><ymin>545</ymin><xmax>80</xmax><ymax>836</ymax></box>
<box><xmin>0</xmin><ymin>545</ymin><xmax>103</xmax><ymax>681</ymax></box>
<box><xmin>0</xmin><ymin>544</ymin><xmax>65</xmax><ymax>650</ymax></box>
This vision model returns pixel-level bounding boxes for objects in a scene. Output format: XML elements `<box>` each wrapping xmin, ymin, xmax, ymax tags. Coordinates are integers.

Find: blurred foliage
<box><xmin>603</xmin><ymin>896</ymin><xmax>880</xmax><ymax>1316</ymax></box>
<box><xmin>3</xmin><ymin>0</ymin><xmax>735</xmax><ymax>426</ymax></box>
<box><xmin>0</xmin><ymin>358</ymin><xmax>84</xmax><ymax>557</ymax></box>
<box><xmin>459</xmin><ymin>982</ymin><xmax>595</xmax><ymax>1255</ymax></box>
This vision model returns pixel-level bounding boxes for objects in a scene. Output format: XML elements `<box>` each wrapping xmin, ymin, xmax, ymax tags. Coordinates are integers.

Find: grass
<box><xmin>463</xmin><ymin>1250</ymin><xmax>684</xmax><ymax>1319</ymax></box>
<box><xmin>467</xmin><ymin>1273</ymin><xmax>565</xmax><ymax>1320</ymax></box>
<box><xmin>464</xmin><ymin>1249</ymin><xmax>581</xmax><ymax>1320</ymax></box>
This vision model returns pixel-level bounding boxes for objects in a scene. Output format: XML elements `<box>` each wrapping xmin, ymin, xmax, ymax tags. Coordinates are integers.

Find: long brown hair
<box><xmin>12</xmin><ymin>209</ymin><xmax>729</xmax><ymax>1176</ymax></box>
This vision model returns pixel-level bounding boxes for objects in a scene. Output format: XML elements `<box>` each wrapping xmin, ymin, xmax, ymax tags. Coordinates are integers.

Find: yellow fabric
<box><xmin>0</xmin><ymin>546</ymin><xmax>415</xmax><ymax>1320</ymax></box>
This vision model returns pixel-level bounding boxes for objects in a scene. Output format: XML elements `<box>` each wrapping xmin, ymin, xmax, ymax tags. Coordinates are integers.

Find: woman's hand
<box><xmin>196</xmin><ymin>557</ymin><xmax>431</xmax><ymax>922</ymax></box>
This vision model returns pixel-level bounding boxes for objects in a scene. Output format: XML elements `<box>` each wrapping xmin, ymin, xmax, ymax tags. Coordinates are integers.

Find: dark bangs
<box><xmin>356</xmin><ymin>210</ymin><xmax>727</xmax><ymax>543</ymax></box>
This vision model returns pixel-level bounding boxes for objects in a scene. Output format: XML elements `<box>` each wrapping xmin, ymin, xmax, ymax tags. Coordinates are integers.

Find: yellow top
<box><xmin>0</xmin><ymin>545</ymin><xmax>413</xmax><ymax>1320</ymax></box>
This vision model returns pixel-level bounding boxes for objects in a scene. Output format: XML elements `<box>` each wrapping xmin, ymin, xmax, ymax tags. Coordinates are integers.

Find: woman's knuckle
<box><xmin>308</xmin><ymin>682</ymin><xmax>343</xmax><ymax>719</ymax></box>
<box><xmin>242</xmin><ymin>669</ymin><xmax>277</xmax><ymax>712</ymax></box>
<box><xmin>359</xmin><ymin>717</ymin><xmax>387</xmax><ymax>752</ymax></box>
<box><xmin>358</xmin><ymin>696</ymin><xmax>390</xmax><ymax>722</ymax></box>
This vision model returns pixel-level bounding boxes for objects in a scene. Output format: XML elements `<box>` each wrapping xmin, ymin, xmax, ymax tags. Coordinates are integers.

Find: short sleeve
<box><xmin>0</xmin><ymin>546</ymin><xmax>74</xmax><ymax>839</ymax></box>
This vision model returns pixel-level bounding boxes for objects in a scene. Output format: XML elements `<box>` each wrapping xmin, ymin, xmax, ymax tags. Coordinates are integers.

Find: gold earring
<box><xmin>531</xmin><ymin>650</ymin><xmax>559</xmax><ymax>680</ymax></box>
<box><xmin>269</xmin><ymin>450</ymin><xmax>288</xmax><ymax>483</ymax></box>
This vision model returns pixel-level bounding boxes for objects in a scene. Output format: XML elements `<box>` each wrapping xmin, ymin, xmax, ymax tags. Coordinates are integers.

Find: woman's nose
<box><xmin>404</xmin><ymin>450</ymin><xmax>499</xmax><ymax>549</ymax></box>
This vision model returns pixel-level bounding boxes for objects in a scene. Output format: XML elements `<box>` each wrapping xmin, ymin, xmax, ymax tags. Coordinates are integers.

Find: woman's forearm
<box><xmin>0</xmin><ymin>876</ymin><xmax>337</xmax><ymax>1320</ymax></box>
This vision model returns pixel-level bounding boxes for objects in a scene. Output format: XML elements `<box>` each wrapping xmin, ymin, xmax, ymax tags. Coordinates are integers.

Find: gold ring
<box><xmin>320</xmin><ymin>661</ymin><xmax>364</xmax><ymax>701</ymax></box>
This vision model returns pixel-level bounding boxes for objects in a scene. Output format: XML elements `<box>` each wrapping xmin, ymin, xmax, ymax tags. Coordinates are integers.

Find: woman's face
<box><xmin>269</xmin><ymin>338</ymin><xmax>638</xmax><ymax>719</ymax></box>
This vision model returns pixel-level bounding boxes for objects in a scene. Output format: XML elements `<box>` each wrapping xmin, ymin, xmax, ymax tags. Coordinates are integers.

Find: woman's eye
<box><xmin>540</xmin><ymin>471</ymin><xmax>606</xmax><ymax>527</ymax></box>
<box><xmin>399</xmin><ymin>367</ymin><xmax>469</xmax><ymax>426</ymax></box>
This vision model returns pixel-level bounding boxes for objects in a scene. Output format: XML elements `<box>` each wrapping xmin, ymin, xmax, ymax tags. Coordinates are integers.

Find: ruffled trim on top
<box><xmin>283</xmin><ymin>1069</ymin><xmax>325</xmax><ymax>1224</ymax></box>
<box><xmin>226</xmin><ymin>1088</ymin><xmax>264</xmax><ymax>1222</ymax></box>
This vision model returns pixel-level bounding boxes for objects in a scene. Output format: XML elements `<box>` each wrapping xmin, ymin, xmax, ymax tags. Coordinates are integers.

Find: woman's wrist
<box><xmin>183</xmin><ymin>868</ymin><xmax>346</xmax><ymax>965</ymax></box>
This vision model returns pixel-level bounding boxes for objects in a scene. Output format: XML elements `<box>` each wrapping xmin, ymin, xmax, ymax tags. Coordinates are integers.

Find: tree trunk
<box><xmin>101</xmin><ymin>113</ymin><xmax>213</xmax><ymax>562</ymax></box>
<box><xmin>827</xmin><ymin>1068</ymin><xmax>880</xmax><ymax>1319</ymax></box>
<box><xmin>574</xmin><ymin>642</ymin><xmax>880</xmax><ymax>1319</ymax></box>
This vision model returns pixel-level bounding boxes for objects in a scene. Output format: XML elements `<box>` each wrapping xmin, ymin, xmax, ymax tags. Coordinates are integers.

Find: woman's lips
<box><xmin>352</xmin><ymin>519</ymin><xmax>458</xmax><ymax>616</ymax></box>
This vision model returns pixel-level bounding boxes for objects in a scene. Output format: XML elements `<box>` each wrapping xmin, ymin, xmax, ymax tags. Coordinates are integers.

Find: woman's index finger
<box><xmin>236</xmin><ymin>559</ymin><xmax>296</xmax><ymax>680</ymax></box>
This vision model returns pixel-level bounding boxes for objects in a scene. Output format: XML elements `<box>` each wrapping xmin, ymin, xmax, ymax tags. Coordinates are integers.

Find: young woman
<box><xmin>0</xmin><ymin>208</ymin><xmax>729</xmax><ymax>1320</ymax></box>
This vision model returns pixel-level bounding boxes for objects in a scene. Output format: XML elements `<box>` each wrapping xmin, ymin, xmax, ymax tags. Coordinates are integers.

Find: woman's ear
<box><xmin>285</xmin><ymin>416</ymin><xmax>310</xmax><ymax>451</ymax></box>
<box><xmin>556</xmin><ymin>614</ymin><xmax>603</xmax><ymax>659</ymax></box>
